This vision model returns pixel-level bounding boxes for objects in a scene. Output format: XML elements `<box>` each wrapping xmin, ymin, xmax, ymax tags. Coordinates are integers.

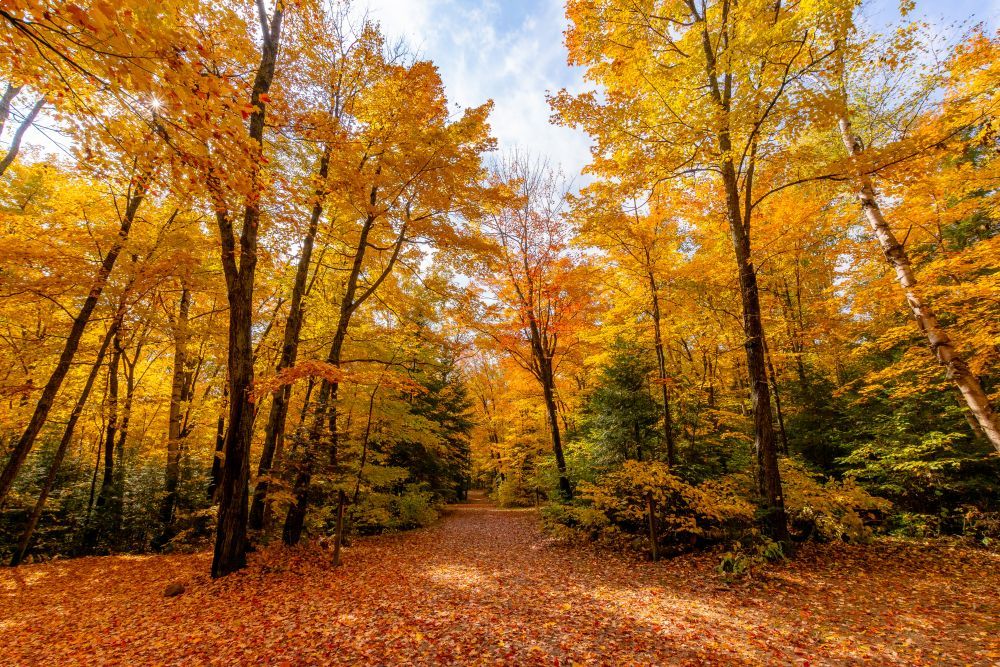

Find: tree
<box><xmin>552</xmin><ymin>0</ymin><xmax>860</xmax><ymax>538</ymax></box>
<box><xmin>0</xmin><ymin>85</ymin><xmax>45</xmax><ymax>177</ymax></box>
<box><xmin>279</xmin><ymin>39</ymin><xmax>492</xmax><ymax>544</ymax></box>
<box><xmin>835</xmin><ymin>32</ymin><xmax>1000</xmax><ymax>452</ymax></box>
<box><xmin>582</xmin><ymin>338</ymin><xmax>660</xmax><ymax>465</ymax></box>
<box><xmin>249</xmin><ymin>10</ymin><xmax>377</xmax><ymax>532</ymax></box>
<box><xmin>0</xmin><ymin>167</ymin><xmax>149</xmax><ymax>504</ymax></box>
<box><xmin>468</xmin><ymin>154</ymin><xmax>594</xmax><ymax>500</ymax></box>
<box><xmin>155</xmin><ymin>282</ymin><xmax>191</xmax><ymax>543</ymax></box>
<box><xmin>574</xmin><ymin>185</ymin><xmax>679</xmax><ymax>465</ymax></box>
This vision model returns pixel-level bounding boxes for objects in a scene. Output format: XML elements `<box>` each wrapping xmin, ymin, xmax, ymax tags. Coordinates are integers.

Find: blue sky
<box><xmin>362</xmin><ymin>0</ymin><xmax>592</xmax><ymax>179</ymax></box>
<box><xmin>10</xmin><ymin>0</ymin><xmax>998</xmax><ymax>175</ymax></box>
<box><xmin>362</xmin><ymin>0</ymin><xmax>1000</xmax><ymax>179</ymax></box>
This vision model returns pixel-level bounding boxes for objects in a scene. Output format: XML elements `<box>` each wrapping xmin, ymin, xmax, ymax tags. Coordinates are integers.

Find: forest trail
<box><xmin>2</xmin><ymin>497</ymin><xmax>999</xmax><ymax>666</ymax></box>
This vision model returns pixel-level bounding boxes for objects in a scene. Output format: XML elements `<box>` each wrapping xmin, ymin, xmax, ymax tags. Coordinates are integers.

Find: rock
<box><xmin>163</xmin><ymin>582</ymin><xmax>185</xmax><ymax>597</ymax></box>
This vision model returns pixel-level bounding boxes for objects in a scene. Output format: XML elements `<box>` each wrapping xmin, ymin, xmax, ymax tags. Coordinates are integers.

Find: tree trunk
<box><xmin>207</xmin><ymin>383</ymin><xmax>226</xmax><ymax>502</ymax></box>
<box><xmin>0</xmin><ymin>83</ymin><xmax>22</xmax><ymax>135</ymax></box>
<box><xmin>10</xmin><ymin>321</ymin><xmax>117</xmax><ymax>566</ymax></box>
<box><xmin>85</xmin><ymin>432</ymin><xmax>101</xmax><ymax>519</ymax></box>
<box><xmin>733</xmin><ymin>240</ymin><xmax>787</xmax><ymax>539</ymax></box>
<box><xmin>719</xmin><ymin>159</ymin><xmax>787</xmax><ymax>535</ymax></box>
<box><xmin>282</xmin><ymin>321</ymin><xmax>347</xmax><ymax>546</ymax></box>
<box><xmin>710</xmin><ymin>139</ymin><xmax>788</xmax><ymax>538</ymax></box>
<box><xmin>281</xmin><ymin>315</ymin><xmax>348</xmax><ymax>545</ymax></box>
<box><xmin>964</xmin><ymin>403</ymin><xmax>987</xmax><ymax>441</ymax></box>
<box><xmin>249</xmin><ymin>146</ymin><xmax>329</xmax><ymax>531</ymax></box>
<box><xmin>95</xmin><ymin>331</ymin><xmax>122</xmax><ymax>510</ymax></box>
<box><xmin>647</xmin><ymin>492</ymin><xmax>659</xmax><ymax>562</ymax></box>
<box><xmin>111</xmin><ymin>331</ymin><xmax>141</xmax><ymax>531</ymax></box>
<box><xmin>0</xmin><ymin>178</ymin><xmax>147</xmax><ymax>504</ymax></box>
<box><xmin>838</xmin><ymin>115</ymin><xmax>1000</xmax><ymax>453</ymax></box>
<box><xmin>763</xmin><ymin>334</ymin><xmax>789</xmax><ymax>455</ymax></box>
<box><xmin>648</xmin><ymin>270</ymin><xmax>676</xmax><ymax>466</ymax></box>
<box><xmin>211</xmin><ymin>5</ymin><xmax>284</xmax><ymax>579</ymax></box>
<box><xmin>212</xmin><ymin>277</ymin><xmax>255</xmax><ymax>576</ymax></box>
<box><xmin>332</xmin><ymin>489</ymin><xmax>345</xmax><ymax>566</ymax></box>
<box><xmin>782</xmin><ymin>277</ymin><xmax>808</xmax><ymax>390</ymax></box>
<box><xmin>283</xmin><ymin>202</ymin><xmax>406</xmax><ymax>544</ymax></box>
<box><xmin>351</xmin><ymin>380</ymin><xmax>380</xmax><ymax>504</ymax></box>
<box><xmin>539</xmin><ymin>357</ymin><xmax>571</xmax><ymax>500</ymax></box>
<box><xmin>157</xmin><ymin>285</ymin><xmax>191</xmax><ymax>543</ymax></box>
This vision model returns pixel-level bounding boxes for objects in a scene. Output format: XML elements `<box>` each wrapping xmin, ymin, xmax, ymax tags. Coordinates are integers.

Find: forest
<box><xmin>0</xmin><ymin>0</ymin><xmax>998</xmax><ymax>664</ymax></box>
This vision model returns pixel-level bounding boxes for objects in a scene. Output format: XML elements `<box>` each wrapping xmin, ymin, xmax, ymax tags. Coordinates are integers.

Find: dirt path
<box><xmin>2</xmin><ymin>497</ymin><xmax>998</xmax><ymax>665</ymax></box>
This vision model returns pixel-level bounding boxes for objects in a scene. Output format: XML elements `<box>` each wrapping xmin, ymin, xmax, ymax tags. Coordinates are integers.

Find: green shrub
<box><xmin>394</xmin><ymin>488</ymin><xmax>439</xmax><ymax>529</ymax></box>
<box><xmin>717</xmin><ymin>537</ymin><xmax>786</xmax><ymax>581</ymax></box>
<box><xmin>889</xmin><ymin>511</ymin><xmax>941</xmax><ymax>538</ymax></box>
<box><xmin>349</xmin><ymin>486</ymin><xmax>440</xmax><ymax>534</ymax></box>
<box><xmin>890</xmin><ymin>507</ymin><xmax>1000</xmax><ymax>547</ymax></box>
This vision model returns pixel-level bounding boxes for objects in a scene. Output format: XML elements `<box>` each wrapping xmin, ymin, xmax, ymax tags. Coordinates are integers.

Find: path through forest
<box><xmin>2</xmin><ymin>495</ymin><xmax>998</xmax><ymax>665</ymax></box>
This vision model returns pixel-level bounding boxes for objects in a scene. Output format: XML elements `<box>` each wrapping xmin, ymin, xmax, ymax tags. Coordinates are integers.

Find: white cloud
<box><xmin>360</xmin><ymin>0</ymin><xmax>998</xmax><ymax>186</ymax></box>
<box><xmin>359</xmin><ymin>0</ymin><xmax>593</xmax><ymax>180</ymax></box>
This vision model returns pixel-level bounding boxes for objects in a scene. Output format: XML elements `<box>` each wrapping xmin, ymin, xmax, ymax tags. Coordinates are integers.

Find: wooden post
<box><xmin>333</xmin><ymin>490</ymin><xmax>346</xmax><ymax>567</ymax></box>
<box><xmin>647</xmin><ymin>492</ymin><xmax>659</xmax><ymax>562</ymax></box>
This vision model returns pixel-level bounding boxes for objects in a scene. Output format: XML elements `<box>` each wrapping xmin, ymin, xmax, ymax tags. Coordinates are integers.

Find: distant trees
<box><xmin>466</xmin><ymin>155</ymin><xmax>595</xmax><ymax>500</ymax></box>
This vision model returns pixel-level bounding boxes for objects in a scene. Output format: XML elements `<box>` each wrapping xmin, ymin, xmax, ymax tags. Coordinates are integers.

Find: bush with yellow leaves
<box><xmin>774</xmin><ymin>460</ymin><xmax>892</xmax><ymax>542</ymax></box>
<box><xmin>493</xmin><ymin>475</ymin><xmax>539</xmax><ymax>508</ymax></box>
<box><xmin>544</xmin><ymin>461</ymin><xmax>755</xmax><ymax>554</ymax></box>
<box><xmin>543</xmin><ymin>458</ymin><xmax>893</xmax><ymax>554</ymax></box>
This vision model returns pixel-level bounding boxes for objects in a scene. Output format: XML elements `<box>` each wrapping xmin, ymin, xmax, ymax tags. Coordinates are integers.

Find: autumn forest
<box><xmin>1</xmin><ymin>0</ymin><xmax>999</xmax><ymax>663</ymax></box>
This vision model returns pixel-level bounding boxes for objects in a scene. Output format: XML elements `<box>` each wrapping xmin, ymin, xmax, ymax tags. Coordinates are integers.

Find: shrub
<box><xmin>889</xmin><ymin>511</ymin><xmax>941</xmax><ymax>538</ymax></box>
<box><xmin>778</xmin><ymin>460</ymin><xmax>891</xmax><ymax>542</ymax></box>
<box><xmin>582</xmin><ymin>461</ymin><xmax>754</xmax><ymax>546</ymax></box>
<box><xmin>540</xmin><ymin>503</ymin><xmax>613</xmax><ymax>543</ymax></box>
<box><xmin>717</xmin><ymin>538</ymin><xmax>786</xmax><ymax>581</ymax></box>
<box><xmin>162</xmin><ymin>508</ymin><xmax>216</xmax><ymax>552</ymax></box>
<box><xmin>394</xmin><ymin>487</ymin><xmax>439</xmax><ymax>529</ymax></box>
<box><xmin>545</xmin><ymin>461</ymin><xmax>754</xmax><ymax>554</ymax></box>
<box><xmin>838</xmin><ymin>426</ymin><xmax>1000</xmax><ymax>515</ymax></box>
<box><xmin>493</xmin><ymin>476</ymin><xmax>537</xmax><ymax>508</ymax></box>
<box><xmin>349</xmin><ymin>486</ymin><xmax>440</xmax><ymax>534</ymax></box>
<box><xmin>886</xmin><ymin>506</ymin><xmax>1000</xmax><ymax>547</ymax></box>
<box><xmin>544</xmin><ymin>458</ymin><xmax>896</xmax><ymax>556</ymax></box>
<box><xmin>958</xmin><ymin>507</ymin><xmax>1000</xmax><ymax>546</ymax></box>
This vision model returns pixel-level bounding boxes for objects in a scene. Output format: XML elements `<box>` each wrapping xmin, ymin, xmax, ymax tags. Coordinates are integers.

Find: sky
<box><xmin>7</xmin><ymin>0</ymin><xmax>999</xmax><ymax>177</ymax></box>
<box><xmin>359</xmin><ymin>0</ymin><xmax>592</xmax><ymax>180</ymax></box>
<box><xmin>359</xmin><ymin>0</ymin><xmax>1000</xmax><ymax>180</ymax></box>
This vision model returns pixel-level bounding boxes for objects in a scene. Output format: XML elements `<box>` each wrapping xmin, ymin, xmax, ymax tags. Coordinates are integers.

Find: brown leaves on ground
<box><xmin>2</xmin><ymin>498</ymin><xmax>998</xmax><ymax>666</ymax></box>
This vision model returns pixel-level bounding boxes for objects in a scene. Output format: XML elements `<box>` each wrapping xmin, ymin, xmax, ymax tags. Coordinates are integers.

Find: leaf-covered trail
<box><xmin>2</xmin><ymin>496</ymin><xmax>998</xmax><ymax>666</ymax></box>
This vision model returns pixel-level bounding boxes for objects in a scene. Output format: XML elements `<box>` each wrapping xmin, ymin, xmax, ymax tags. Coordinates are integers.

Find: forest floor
<box><xmin>1</xmin><ymin>495</ymin><xmax>998</xmax><ymax>666</ymax></box>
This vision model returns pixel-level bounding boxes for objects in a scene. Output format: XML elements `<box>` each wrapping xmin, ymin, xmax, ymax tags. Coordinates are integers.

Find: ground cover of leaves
<box><xmin>2</xmin><ymin>497</ymin><xmax>998</xmax><ymax>666</ymax></box>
